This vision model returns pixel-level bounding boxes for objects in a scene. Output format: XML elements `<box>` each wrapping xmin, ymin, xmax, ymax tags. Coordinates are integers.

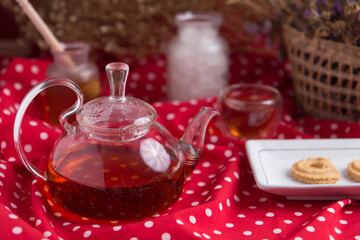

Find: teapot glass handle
<box><xmin>13</xmin><ymin>78</ymin><xmax>84</xmax><ymax>181</ymax></box>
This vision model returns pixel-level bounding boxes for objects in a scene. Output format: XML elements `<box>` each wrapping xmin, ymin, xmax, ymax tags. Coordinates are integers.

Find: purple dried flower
<box><xmin>317</xmin><ymin>0</ymin><xmax>327</xmax><ymax>5</ymax></box>
<box><xmin>303</xmin><ymin>9</ymin><xmax>311</xmax><ymax>18</ymax></box>
<box><xmin>333</xmin><ymin>1</ymin><xmax>343</xmax><ymax>15</ymax></box>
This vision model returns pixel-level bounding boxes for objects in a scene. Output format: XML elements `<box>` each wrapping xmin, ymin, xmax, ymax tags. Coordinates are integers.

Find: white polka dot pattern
<box><xmin>0</xmin><ymin>56</ymin><xmax>358</xmax><ymax>239</ymax></box>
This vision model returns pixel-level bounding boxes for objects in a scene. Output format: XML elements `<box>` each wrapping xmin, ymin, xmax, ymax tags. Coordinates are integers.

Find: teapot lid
<box><xmin>76</xmin><ymin>62</ymin><xmax>157</xmax><ymax>141</ymax></box>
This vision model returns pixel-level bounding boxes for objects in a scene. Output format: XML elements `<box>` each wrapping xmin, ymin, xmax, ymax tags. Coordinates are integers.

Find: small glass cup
<box><xmin>217</xmin><ymin>83</ymin><xmax>282</xmax><ymax>140</ymax></box>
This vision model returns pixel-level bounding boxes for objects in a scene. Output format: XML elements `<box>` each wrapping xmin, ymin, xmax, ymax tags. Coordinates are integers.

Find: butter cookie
<box><xmin>348</xmin><ymin>159</ymin><xmax>360</xmax><ymax>182</ymax></box>
<box><xmin>291</xmin><ymin>157</ymin><xmax>340</xmax><ymax>184</ymax></box>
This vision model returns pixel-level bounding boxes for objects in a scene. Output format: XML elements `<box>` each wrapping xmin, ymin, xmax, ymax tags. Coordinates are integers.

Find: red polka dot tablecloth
<box><xmin>0</xmin><ymin>56</ymin><xmax>360</xmax><ymax>240</ymax></box>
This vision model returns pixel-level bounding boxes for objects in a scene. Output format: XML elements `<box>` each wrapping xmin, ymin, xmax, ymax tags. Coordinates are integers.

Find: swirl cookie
<box><xmin>348</xmin><ymin>159</ymin><xmax>360</xmax><ymax>182</ymax></box>
<box><xmin>291</xmin><ymin>157</ymin><xmax>340</xmax><ymax>184</ymax></box>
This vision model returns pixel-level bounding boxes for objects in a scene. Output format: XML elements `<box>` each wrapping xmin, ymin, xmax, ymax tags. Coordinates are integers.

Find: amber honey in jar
<box><xmin>46</xmin><ymin>42</ymin><xmax>100</xmax><ymax>124</ymax></box>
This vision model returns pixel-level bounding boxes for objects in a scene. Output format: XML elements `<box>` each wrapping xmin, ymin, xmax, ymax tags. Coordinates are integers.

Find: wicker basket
<box><xmin>283</xmin><ymin>24</ymin><xmax>360</xmax><ymax>121</ymax></box>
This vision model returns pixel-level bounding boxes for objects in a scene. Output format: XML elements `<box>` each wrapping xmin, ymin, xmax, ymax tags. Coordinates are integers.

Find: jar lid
<box><xmin>175</xmin><ymin>11</ymin><xmax>222</xmax><ymax>27</ymax></box>
<box><xmin>76</xmin><ymin>62</ymin><xmax>156</xmax><ymax>141</ymax></box>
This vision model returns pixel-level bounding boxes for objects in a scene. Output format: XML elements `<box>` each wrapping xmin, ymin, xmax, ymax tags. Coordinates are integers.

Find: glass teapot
<box><xmin>13</xmin><ymin>62</ymin><xmax>218</xmax><ymax>221</ymax></box>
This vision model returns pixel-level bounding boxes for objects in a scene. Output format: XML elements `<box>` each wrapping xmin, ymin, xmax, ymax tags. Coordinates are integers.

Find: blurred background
<box><xmin>0</xmin><ymin>0</ymin><xmax>279</xmax><ymax>61</ymax></box>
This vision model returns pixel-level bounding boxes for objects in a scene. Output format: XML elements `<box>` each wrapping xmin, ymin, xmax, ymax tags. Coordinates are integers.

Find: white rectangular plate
<box><xmin>245</xmin><ymin>139</ymin><xmax>360</xmax><ymax>200</ymax></box>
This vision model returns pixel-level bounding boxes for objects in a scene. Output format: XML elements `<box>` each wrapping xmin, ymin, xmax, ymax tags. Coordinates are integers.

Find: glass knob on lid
<box><xmin>76</xmin><ymin>62</ymin><xmax>157</xmax><ymax>141</ymax></box>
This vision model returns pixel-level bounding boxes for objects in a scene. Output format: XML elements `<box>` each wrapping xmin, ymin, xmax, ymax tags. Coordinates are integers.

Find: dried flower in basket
<box><xmin>228</xmin><ymin>0</ymin><xmax>360</xmax><ymax>121</ymax></box>
<box><xmin>229</xmin><ymin>0</ymin><xmax>360</xmax><ymax>47</ymax></box>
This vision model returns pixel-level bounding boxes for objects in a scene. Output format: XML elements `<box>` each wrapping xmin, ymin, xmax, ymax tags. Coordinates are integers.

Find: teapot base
<box><xmin>47</xmin><ymin>170</ymin><xmax>185</xmax><ymax>221</ymax></box>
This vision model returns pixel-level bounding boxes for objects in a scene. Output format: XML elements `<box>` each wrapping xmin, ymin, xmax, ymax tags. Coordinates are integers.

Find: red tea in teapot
<box><xmin>47</xmin><ymin>141</ymin><xmax>185</xmax><ymax>220</ymax></box>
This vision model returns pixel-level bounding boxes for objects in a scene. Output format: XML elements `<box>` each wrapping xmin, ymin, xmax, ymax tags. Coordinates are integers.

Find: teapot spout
<box><xmin>179</xmin><ymin>107</ymin><xmax>219</xmax><ymax>177</ymax></box>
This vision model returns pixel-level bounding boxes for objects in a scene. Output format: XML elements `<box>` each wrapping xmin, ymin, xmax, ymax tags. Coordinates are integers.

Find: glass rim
<box><xmin>219</xmin><ymin>83</ymin><xmax>282</xmax><ymax>106</ymax></box>
<box><xmin>175</xmin><ymin>11</ymin><xmax>222</xmax><ymax>27</ymax></box>
<box><xmin>51</xmin><ymin>41</ymin><xmax>90</xmax><ymax>55</ymax></box>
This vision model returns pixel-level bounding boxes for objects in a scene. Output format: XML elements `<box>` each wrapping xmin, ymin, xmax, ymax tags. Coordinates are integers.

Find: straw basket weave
<box><xmin>283</xmin><ymin>24</ymin><xmax>360</xmax><ymax>121</ymax></box>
